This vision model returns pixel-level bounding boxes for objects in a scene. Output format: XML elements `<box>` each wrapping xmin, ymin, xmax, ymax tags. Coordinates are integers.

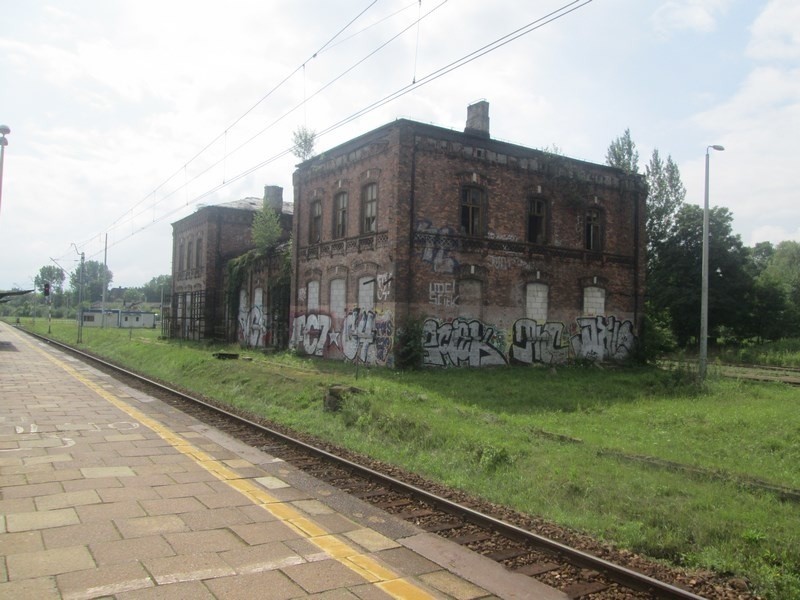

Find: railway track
<box><xmin>27</xmin><ymin>331</ymin><xmax>760</xmax><ymax>600</ymax></box>
<box><xmin>659</xmin><ymin>359</ymin><xmax>800</xmax><ymax>386</ymax></box>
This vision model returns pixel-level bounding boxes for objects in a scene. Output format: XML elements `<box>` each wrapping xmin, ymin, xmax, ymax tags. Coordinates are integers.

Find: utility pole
<box><xmin>101</xmin><ymin>234</ymin><xmax>108</xmax><ymax>328</ymax></box>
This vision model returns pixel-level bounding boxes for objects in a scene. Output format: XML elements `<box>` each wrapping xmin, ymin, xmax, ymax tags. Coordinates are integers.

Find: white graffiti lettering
<box><xmin>509</xmin><ymin>319</ymin><xmax>569</xmax><ymax>365</ymax></box>
<box><xmin>422</xmin><ymin>318</ymin><xmax>507</xmax><ymax>367</ymax></box>
<box><xmin>429</xmin><ymin>281</ymin><xmax>459</xmax><ymax>306</ymax></box>
<box><xmin>571</xmin><ymin>316</ymin><xmax>636</xmax><ymax>362</ymax></box>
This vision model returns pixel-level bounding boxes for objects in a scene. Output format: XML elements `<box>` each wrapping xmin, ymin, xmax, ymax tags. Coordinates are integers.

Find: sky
<box><xmin>1</xmin><ymin>0</ymin><xmax>798</xmax><ymax>290</ymax></box>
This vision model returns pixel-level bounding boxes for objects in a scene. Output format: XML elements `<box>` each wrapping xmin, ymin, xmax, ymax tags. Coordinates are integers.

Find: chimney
<box><xmin>464</xmin><ymin>100</ymin><xmax>490</xmax><ymax>139</ymax></box>
<box><xmin>263</xmin><ymin>185</ymin><xmax>283</xmax><ymax>213</ymax></box>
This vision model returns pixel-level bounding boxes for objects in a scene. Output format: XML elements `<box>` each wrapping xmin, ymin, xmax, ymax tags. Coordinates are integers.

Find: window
<box><xmin>458</xmin><ymin>279</ymin><xmax>482</xmax><ymax>319</ymax></box>
<box><xmin>525</xmin><ymin>283</ymin><xmax>549</xmax><ymax>322</ymax></box>
<box><xmin>186</xmin><ymin>240</ymin><xmax>193</xmax><ymax>270</ymax></box>
<box><xmin>309</xmin><ymin>200</ymin><xmax>322</xmax><ymax>244</ymax></box>
<box><xmin>361</xmin><ymin>183</ymin><xmax>377</xmax><ymax>234</ymax></box>
<box><xmin>585</xmin><ymin>209</ymin><xmax>602</xmax><ymax>251</ymax></box>
<box><xmin>527</xmin><ymin>197</ymin><xmax>547</xmax><ymax>244</ymax></box>
<box><xmin>358</xmin><ymin>276</ymin><xmax>375</xmax><ymax>311</ymax></box>
<box><xmin>333</xmin><ymin>192</ymin><xmax>348</xmax><ymax>239</ymax></box>
<box><xmin>195</xmin><ymin>238</ymin><xmax>203</xmax><ymax>269</ymax></box>
<box><xmin>461</xmin><ymin>187</ymin><xmax>484</xmax><ymax>236</ymax></box>
<box><xmin>178</xmin><ymin>243</ymin><xmax>184</xmax><ymax>271</ymax></box>
<box><xmin>583</xmin><ymin>286</ymin><xmax>606</xmax><ymax>316</ymax></box>
<box><xmin>330</xmin><ymin>279</ymin><xmax>346</xmax><ymax>319</ymax></box>
<box><xmin>307</xmin><ymin>281</ymin><xmax>320</xmax><ymax>311</ymax></box>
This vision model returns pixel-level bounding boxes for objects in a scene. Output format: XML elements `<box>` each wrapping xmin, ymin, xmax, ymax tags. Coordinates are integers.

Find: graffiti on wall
<box><xmin>423</xmin><ymin>315</ymin><xmax>637</xmax><ymax>367</ymax></box>
<box><xmin>238</xmin><ymin>304</ymin><xmax>269</xmax><ymax>348</ymax></box>
<box><xmin>508</xmin><ymin>319</ymin><xmax>570</xmax><ymax>365</ymax></box>
<box><xmin>429</xmin><ymin>281</ymin><xmax>458</xmax><ymax>307</ymax></box>
<box><xmin>416</xmin><ymin>219</ymin><xmax>459</xmax><ymax>274</ymax></box>
<box><xmin>377</xmin><ymin>272</ymin><xmax>393</xmax><ymax>301</ymax></box>
<box><xmin>291</xmin><ymin>311</ymin><xmax>637</xmax><ymax>368</ymax></box>
<box><xmin>422</xmin><ymin>317</ymin><xmax>507</xmax><ymax>367</ymax></box>
<box><xmin>291</xmin><ymin>308</ymin><xmax>394</xmax><ymax>366</ymax></box>
<box><xmin>571</xmin><ymin>315</ymin><xmax>636</xmax><ymax>362</ymax></box>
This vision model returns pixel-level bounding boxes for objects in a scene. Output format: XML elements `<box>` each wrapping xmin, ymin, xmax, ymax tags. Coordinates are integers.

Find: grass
<box><xmin>8</xmin><ymin>318</ymin><xmax>800</xmax><ymax>599</ymax></box>
<box><xmin>717</xmin><ymin>338</ymin><xmax>800</xmax><ymax>368</ymax></box>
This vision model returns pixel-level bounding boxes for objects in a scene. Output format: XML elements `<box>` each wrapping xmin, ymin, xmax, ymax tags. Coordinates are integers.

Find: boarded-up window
<box><xmin>583</xmin><ymin>286</ymin><xmax>605</xmax><ymax>316</ymax></box>
<box><xmin>525</xmin><ymin>283</ymin><xmax>549</xmax><ymax>322</ymax></box>
<box><xmin>329</xmin><ymin>279</ymin><xmax>346</xmax><ymax>319</ymax></box>
<box><xmin>307</xmin><ymin>281</ymin><xmax>320</xmax><ymax>311</ymax></box>
<box><xmin>358</xmin><ymin>276</ymin><xmax>375</xmax><ymax>311</ymax></box>
<box><xmin>458</xmin><ymin>279</ymin><xmax>482</xmax><ymax>319</ymax></box>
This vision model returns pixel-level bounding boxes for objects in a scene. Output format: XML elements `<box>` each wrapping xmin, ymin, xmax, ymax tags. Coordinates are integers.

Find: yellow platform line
<box><xmin>19</xmin><ymin>333</ymin><xmax>436</xmax><ymax>600</ymax></box>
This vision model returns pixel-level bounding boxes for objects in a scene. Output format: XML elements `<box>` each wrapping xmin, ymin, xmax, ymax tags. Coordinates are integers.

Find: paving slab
<box><xmin>0</xmin><ymin>322</ymin><xmax>566</xmax><ymax>600</ymax></box>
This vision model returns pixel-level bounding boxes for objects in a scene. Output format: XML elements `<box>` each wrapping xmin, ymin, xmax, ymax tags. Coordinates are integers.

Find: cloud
<box><xmin>651</xmin><ymin>0</ymin><xmax>732</xmax><ymax>37</ymax></box>
<box><xmin>747</xmin><ymin>0</ymin><xmax>800</xmax><ymax>61</ymax></box>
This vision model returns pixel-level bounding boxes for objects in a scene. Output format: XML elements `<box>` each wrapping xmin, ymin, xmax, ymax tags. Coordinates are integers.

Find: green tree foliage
<box><xmin>141</xmin><ymin>275</ymin><xmax>172</xmax><ymax>302</ymax></box>
<box><xmin>292</xmin><ymin>125</ymin><xmax>316</xmax><ymax>161</ymax></box>
<box><xmin>34</xmin><ymin>265</ymin><xmax>66</xmax><ymax>294</ymax></box>
<box><xmin>759</xmin><ymin>241</ymin><xmax>800</xmax><ymax>337</ymax></box>
<box><xmin>251</xmin><ymin>206</ymin><xmax>282</xmax><ymax>251</ymax></box>
<box><xmin>645</xmin><ymin>149</ymin><xmax>686</xmax><ymax>265</ymax></box>
<box><xmin>605</xmin><ymin>128</ymin><xmax>639</xmax><ymax>174</ymax></box>
<box><xmin>648</xmin><ymin>204</ymin><xmax>754</xmax><ymax>346</ymax></box>
<box><xmin>69</xmin><ymin>260</ymin><xmax>112</xmax><ymax>305</ymax></box>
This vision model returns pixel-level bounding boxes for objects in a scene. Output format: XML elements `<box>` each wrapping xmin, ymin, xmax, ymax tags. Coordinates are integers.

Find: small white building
<box><xmin>80</xmin><ymin>309</ymin><xmax>157</xmax><ymax>329</ymax></box>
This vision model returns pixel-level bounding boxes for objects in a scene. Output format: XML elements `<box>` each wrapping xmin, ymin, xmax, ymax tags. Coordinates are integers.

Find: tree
<box><xmin>34</xmin><ymin>265</ymin><xmax>66</xmax><ymax>295</ymax></box>
<box><xmin>141</xmin><ymin>275</ymin><xmax>172</xmax><ymax>303</ymax></box>
<box><xmin>760</xmin><ymin>241</ymin><xmax>800</xmax><ymax>337</ymax></box>
<box><xmin>251</xmin><ymin>206</ymin><xmax>283</xmax><ymax>251</ymax></box>
<box><xmin>292</xmin><ymin>126</ymin><xmax>316</xmax><ymax>161</ymax></box>
<box><xmin>69</xmin><ymin>260</ymin><xmax>112</xmax><ymax>305</ymax></box>
<box><xmin>605</xmin><ymin>128</ymin><xmax>639</xmax><ymax>174</ymax></box>
<box><xmin>645</xmin><ymin>149</ymin><xmax>686</xmax><ymax>265</ymax></box>
<box><xmin>648</xmin><ymin>204</ymin><xmax>754</xmax><ymax>346</ymax></box>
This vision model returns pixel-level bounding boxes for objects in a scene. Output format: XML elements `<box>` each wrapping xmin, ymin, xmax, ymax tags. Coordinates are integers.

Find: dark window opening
<box><xmin>361</xmin><ymin>183</ymin><xmax>377</xmax><ymax>234</ymax></box>
<box><xmin>310</xmin><ymin>200</ymin><xmax>322</xmax><ymax>243</ymax></box>
<box><xmin>527</xmin><ymin>197</ymin><xmax>547</xmax><ymax>244</ymax></box>
<box><xmin>585</xmin><ymin>209</ymin><xmax>602</xmax><ymax>251</ymax></box>
<box><xmin>461</xmin><ymin>186</ymin><xmax>484</xmax><ymax>236</ymax></box>
<box><xmin>333</xmin><ymin>192</ymin><xmax>348</xmax><ymax>239</ymax></box>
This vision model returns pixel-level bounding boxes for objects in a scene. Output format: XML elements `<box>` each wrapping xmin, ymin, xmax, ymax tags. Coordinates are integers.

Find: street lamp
<box><xmin>0</xmin><ymin>124</ymin><xmax>10</xmax><ymax>215</ymax></box>
<box><xmin>699</xmin><ymin>144</ymin><xmax>725</xmax><ymax>381</ymax></box>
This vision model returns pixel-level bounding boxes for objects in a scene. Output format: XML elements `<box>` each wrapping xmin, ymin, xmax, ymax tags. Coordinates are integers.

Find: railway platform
<box><xmin>0</xmin><ymin>322</ymin><xmax>566</xmax><ymax>600</ymax></box>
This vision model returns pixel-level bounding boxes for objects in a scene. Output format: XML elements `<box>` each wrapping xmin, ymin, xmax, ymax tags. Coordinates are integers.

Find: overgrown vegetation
<box><xmin>10</xmin><ymin>318</ymin><xmax>800</xmax><ymax>599</ymax></box>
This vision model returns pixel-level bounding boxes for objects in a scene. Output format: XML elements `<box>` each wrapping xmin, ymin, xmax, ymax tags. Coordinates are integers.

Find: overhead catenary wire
<box><xmin>102</xmin><ymin>0</ymin><xmax>381</xmax><ymax>235</ymax></box>
<box><xmin>70</xmin><ymin>0</ymin><xmax>593</xmax><ymax>265</ymax></box>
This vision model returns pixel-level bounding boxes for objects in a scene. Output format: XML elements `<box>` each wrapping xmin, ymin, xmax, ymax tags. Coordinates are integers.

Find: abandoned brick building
<box><xmin>290</xmin><ymin>101</ymin><xmax>648</xmax><ymax>367</ymax></box>
<box><xmin>167</xmin><ymin>186</ymin><xmax>291</xmax><ymax>344</ymax></box>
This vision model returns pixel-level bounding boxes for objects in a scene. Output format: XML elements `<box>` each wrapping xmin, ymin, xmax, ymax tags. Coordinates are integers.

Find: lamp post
<box><xmin>699</xmin><ymin>144</ymin><xmax>725</xmax><ymax>381</ymax></box>
<box><xmin>0</xmin><ymin>124</ymin><xmax>10</xmax><ymax>215</ymax></box>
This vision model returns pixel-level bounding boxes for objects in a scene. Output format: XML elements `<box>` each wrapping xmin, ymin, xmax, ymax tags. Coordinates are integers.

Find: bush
<box><xmin>395</xmin><ymin>318</ymin><xmax>425</xmax><ymax>370</ymax></box>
